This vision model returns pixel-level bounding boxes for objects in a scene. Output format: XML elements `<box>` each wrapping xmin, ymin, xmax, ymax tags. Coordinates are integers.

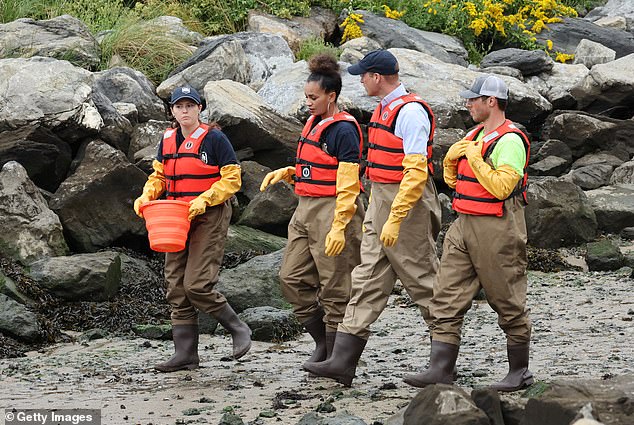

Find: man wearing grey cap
<box><xmin>304</xmin><ymin>49</ymin><xmax>441</xmax><ymax>386</ymax></box>
<box><xmin>403</xmin><ymin>75</ymin><xmax>533</xmax><ymax>392</ymax></box>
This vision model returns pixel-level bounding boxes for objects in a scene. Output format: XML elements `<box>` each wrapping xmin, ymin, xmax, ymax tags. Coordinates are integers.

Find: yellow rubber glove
<box><xmin>260</xmin><ymin>166</ymin><xmax>295</xmax><ymax>191</ymax></box>
<box><xmin>445</xmin><ymin>139</ymin><xmax>470</xmax><ymax>161</ymax></box>
<box><xmin>465</xmin><ymin>141</ymin><xmax>522</xmax><ymax>200</ymax></box>
<box><xmin>134</xmin><ymin>160</ymin><xmax>166</xmax><ymax>217</ymax></box>
<box><xmin>188</xmin><ymin>164</ymin><xmax>242</xmax><ymax>220</ymax></box>
<box><xmin>443</xmin><ymin>156</ymin><xmax>459</xmax><ymax>189</ymax></box>
<box><xmin>325</xmin><ymin>162</ymin><xmax>360</xmax><ymax>256</ymax></box>
<box><xmin>380</xmin><ymin>154</ymin><xmax>428</xmax><ymax>248</ymax></box>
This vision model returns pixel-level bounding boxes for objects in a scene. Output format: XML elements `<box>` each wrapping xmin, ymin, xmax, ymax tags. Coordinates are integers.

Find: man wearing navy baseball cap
<box><xmin>304</xmin><ymin>49</ymin><xmax>442</xmax><ymax>386</ymax></box>
<box><xmin>404</xmin><ymin>74</ymin><xmax>533</xmax><ymax>392</ymax></box>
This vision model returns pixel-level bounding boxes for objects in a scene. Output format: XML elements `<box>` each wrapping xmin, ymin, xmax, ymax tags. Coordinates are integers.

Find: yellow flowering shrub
<box><xmin>385</xmin><ymin>0</ymin><xmax>579</xmax><ymax>63</ymax></box>
<box><xmin>382</xmin><ymin>5</ymin><xmax>405</xmax><ymax>20</ymax></box>
<box><xmin>340</xmin><ymin>11</ymin><xmax>365</xmax><ymax>43</ymax></box>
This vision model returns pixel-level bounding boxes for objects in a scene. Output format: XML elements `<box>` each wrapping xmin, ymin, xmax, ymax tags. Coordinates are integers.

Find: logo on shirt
<box><xmin>310</xmin><ymin>128</ymin><xmax>317</xmax><ymax>136</ymax></box>
<box><xmin>382</xmin><ymin>111</ymin><xmax>389</xmax><ymax>121</ymax></box>
<box><xmin>201</xmin><ymin>152</ymin><xmax>208</xmax><ymax>164</ymax></box>
<box><xmin>185</xmin><ymin>141</ymin><xmax>194</xmax><ymax>150</ymax></box>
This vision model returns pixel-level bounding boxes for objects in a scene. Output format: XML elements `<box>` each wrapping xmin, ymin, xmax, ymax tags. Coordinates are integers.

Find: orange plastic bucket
<box><xmin>140</xmin><ymin>200</ymin><xmax>191</xmax><ymax>252</ymax></box>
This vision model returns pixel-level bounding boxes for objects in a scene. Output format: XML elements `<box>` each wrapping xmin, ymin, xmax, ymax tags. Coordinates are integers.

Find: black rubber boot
<box><xmin>155</xmin><ymin>324</ymin><xmax>200</xmax><ymax>372</ymax></box>
<box><xmin>213</xmin><ymin>304</ymin><xmax>252</xmax><ymax>359</ymax></box>
<box><xmin>490</xmin><ymin>343</ymin><xmax>534</xmax><ymax>392</ymax></box>
<box><xmin>302</xmin><ymin>332</ymin><xmax>367</xmax><ymax>387</ymax></box>
<box><xmin>403</xmin><ymin>340</ymin><xmax>459</xmax><ymax>388</ymax></box>
<box><xmin>325</xmin><ymin>332</ymin><xmax>336</xmax><ymax>359</ymax></box>
<box><xmin>302</xmin><ymin>310</ymin><xmax>327</xmax><ymax>363</ymax></box>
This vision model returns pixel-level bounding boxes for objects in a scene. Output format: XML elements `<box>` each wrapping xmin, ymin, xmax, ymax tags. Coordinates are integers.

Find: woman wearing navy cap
<box><xmin>260</xmin><ymin>54</ymin><xmax>364</xmax><ymax>367</ymax></box>
<box><xmin>134</xmin><ymin>86</ymin><xmax>251</xmax><ymax>372</ymax></box>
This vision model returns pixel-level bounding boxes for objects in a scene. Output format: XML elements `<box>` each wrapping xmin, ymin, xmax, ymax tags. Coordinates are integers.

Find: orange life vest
<box><xmin>453</xmin><ymin>119</ymin><xmax>530</xmax><ymax>217</ymax></box>
<box><xmin>366</xmin><ymin>93</ymin><xmax>435</xmax><ymax>183</ymax></box>
<box><xmin>162</xmin><ymin>123</ymin><xmax>221</xmax><ymax>202</ymax></box>
<box><xmin>293</xmin><ymin>112</ymin><xmax>363</xmax><ymax>197</ymax></box>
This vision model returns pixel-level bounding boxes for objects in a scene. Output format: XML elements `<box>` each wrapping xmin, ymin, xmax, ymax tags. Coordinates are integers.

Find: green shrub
<box><xmin>99</xmin><ymin>17</ymin><xmax>193</xmax><ymax>84</ymax></box>
<box><xmin>296</xmin><ymin>36</ymin><xmax>342</xmax><ymax>61</ymax></box>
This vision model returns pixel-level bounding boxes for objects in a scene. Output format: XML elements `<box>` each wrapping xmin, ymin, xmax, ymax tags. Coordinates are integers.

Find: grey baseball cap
<box><xmin>460</xmin><ymin>75</ymin><xmax>509</xmax><ymax>100</ymax></box>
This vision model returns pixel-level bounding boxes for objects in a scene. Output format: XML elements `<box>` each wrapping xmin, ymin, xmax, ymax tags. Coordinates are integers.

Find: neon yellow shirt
<box><xmin>475</xmin><ymin>131</ymin><xmax>526</xmax><ymax>177</ymax></box>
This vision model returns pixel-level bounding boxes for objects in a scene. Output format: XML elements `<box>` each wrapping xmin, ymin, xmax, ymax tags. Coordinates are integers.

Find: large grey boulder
<box><xmin>562</xmin><ymin>164</ymin><xmax>614</xmax><ymax>190</ymax></box>
<box><xmin>216</xmin><ymin>249</ymin><xmax>287</xmax><ymax>313</ymax></box>
<box><xmin>531</xmin><ymin>139</ymin><xmax>573</xmax><ymax>164</ymax></box>
<box><xmin>29</xmin><ymin>251</ymin><xmax>121</xmax><ymax>301</ymax></box>
<box><xmin>431</xmin><ymin>128</ymin><xmax>467</xmax><ymax>187</ymax></box>
<box><xmin>0</xmin><ymin>126</ymin><xmax>71</xmax><ymax>192</ymax></box>
<box><xmin>127</xmin><ymin>119</ymin><xmax>169</xmax><ymax>162</ymax></box>
<box><xmin>610</xmin><ymin>160</ymin><xmax>634</xmax><ymax>184</ymax></box>
<box><xmin>570</xmin><ymin>53</ymin><xmax>634</xmax><ymax>118</ymax></box>
<box><xmin>0</xmin><ymin>15</ymin><xmax>100</xmax><ymax>69</ymax></box>
<box><xmin>524</xmin><ymin>63</ymin><xmax>589</xmax><ymax>109</ymax></box>
<box><xmin>525</xmin><ymin>179</ymin><xmax>597</xmax><ymax>248</ymax></box>
<box><xmin>522</xmin><ymin>376</ymin><xmax>634</xmax><ymax>425</ymax></box>
<box><xmin>0</xmin><ymin>294</ymin><xmax>42</xmax><ymax>342</ymax></box>
<box><xmin>247</xmin><ymin>7</ymin><xmax>338</xmax><ymax>53</ymax></box>
<box><xmin>528</xmin><ymin>156</ymin><xmax>571</xmax><ymax>177</ymax></box>
<box><xmin>49</xmin><ymin>141</ymin><xmax>147</xmax><ymax>252</ymax></box>
<box><xmin>586</xmin><ymin>0</ymin><xmax>634</xmax><ymax>34</ymax></box>
<box><xmin>93</xmin><ymin>67</ymin><xmax>166</xmax><ymax>122</ymax></box>
<box><xmin>346</xmin><ymin>10</ymin><xmax>468</xmax><ymax>66</ymax></box>
<box><xmin>480</xmin><ymin>48</ymin><xmax>554</xmax><ymax>76</ymax></box>
<box><xmin>238</xmin><ymin>182</ymin><xmax>298</xmax><ymax>236</ymax></box>
<box><xmin>340</xmin><ymin>36</ymin><xmax>382</xmax><ymax>64</ymax></box>
<box><xmin>90</xmin><ymin>90</ymin><xmax>133</xmax><ymax>153</ymax></box>
<box><xmin>571</xmin><ymin>152</ymin><xmax>624</xmax><ymax>170</ymax></box>
<box><xmin>238</xmin><ymin>306</ymin><xmax>302</xmax><ymax>342</ymax></box>
<box><xmin>147</xmin><ymin>15</ymin><xmax>204</xmax><ymax>45</ymax></box>
<box><xmin>202</xmin><ymin>79</ymin><xmax>303</xmax><ymax>170</ymax></box>
<box><xmin>586</xmin><ymin>239</ymin><xmax>625</xmax><ymax>271</ymax></box>
<box><xmin>157</xmin><ymin>38</ymin><xmax>250</xmax><ymax>97</ymax></box>
<box><xmin>0</xmin><ymin>161</ymin><xmax>68</xmax><ymax>265</ymax></box>
<box><xmin>0</xmin><ymin>57</ymin><xmax>101</xmax><ymax>138</ymax></box>
<box><xmin>401</xmin><ymin>384</ymin><xmax>489</xmax><ymax>425</ymax></box>
<box><xmin>534</xmin><ymin>17</ymin><xmax>634</xmax><ymax>58</ymax></box>
<box><xmin>573</xmin><ymin>39</ymin><xmax>616</xmax><ymax>68</ymax></box>
<box><xmin>541</xmin><ymin>111</ymin><xmax>634</xmax><ymax>160</ymax></box>
<box><xmin>225</xmin><ymin>225</ymin><xmax>287</xmax><ymax>256</ymax></box>
<box><xmin>167</xmin><ymin>32</ymin><xmax>294</xmax><ymax>93</ymax></box>
<box><xmin>585</xmin><ymin>184</ymin><xmax>634</xmax><ymax>234</ymax></box>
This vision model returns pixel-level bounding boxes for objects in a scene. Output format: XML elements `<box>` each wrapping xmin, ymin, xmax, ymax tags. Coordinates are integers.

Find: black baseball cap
<box><xmin>169</xmin><ymin>86</ymin><xmax>202</xmax><ymax>105</ymax></box>
<box><xmin>348</xmin><ymin>49</ymin><xmax>399</xmax><ymax>75</ymax></box>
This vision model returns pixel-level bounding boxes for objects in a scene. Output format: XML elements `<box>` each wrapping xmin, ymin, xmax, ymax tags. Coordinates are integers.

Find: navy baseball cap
<box><xmin>348</xmin><ymin>50</ymin><xmax>399</xmax><ymax>75</ymax></box>
<box><xmin>169</xmin><ymin>86</ymin><xmax>202</xmax><ymax>105</ymax></box>
<box><xmin>460</xmin><ymin>75</ymin><xmax>509</xmax><ymax>100</ymax></box>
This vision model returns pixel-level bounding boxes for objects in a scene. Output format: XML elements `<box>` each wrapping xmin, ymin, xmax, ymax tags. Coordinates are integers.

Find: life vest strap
<box><xmin>456</xmin><ymin>173</ymin><xmax>479</xmax><ymax>183</ymax></box>
<box><xmin>367</xmin><ymin>161</ymin><xmax>404</xmax><ymax>171</ymax></box>
<box><xmin>163</xmin><ymin>153</ymin><xmax>200</xmax><ymax>160</ymax></box>
<box><xmin>368</xmin><ymin>142</ymin><xmax>404</xmax><ymax>154</ymax></box>
<box><xmin>298</xmin><ymin>137</ymin><xmax>321</xmax><ymax>148</ymax></box>
<box><xmin>453</xmin><ymin>192</ymin><xmax>503</xmax><ymax>204</ymax></box>
<box><xmin>293</xmin><ymin>176</ymin><xmax>336</xmax><ymax>186</ymax></box>
<box><xmin>165</xmin><ymin>173</ymin><xmax>221</xmax><ymax>181</ymax></box>
<box><xmin>295</xmin><ymin>158</ymin><xmax>339</xmax><ymax>169</ymax></box>
<box><xmin>368</xmin><ymin>121</ymin><xmax>393</xmax><ymax>133</ymax></box>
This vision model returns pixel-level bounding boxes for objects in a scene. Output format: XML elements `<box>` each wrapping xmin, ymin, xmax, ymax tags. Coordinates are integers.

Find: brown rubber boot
<box><xmin>490</xmin><ymin>343</ymin><xmax>534</xmax><ymax>392</ymax></box>
<box><xmin>302</xmin><ymin>310</ymin><xmax>327</xmax><ymax>363</ymax></box>
<box><xmin>302</xmin><ymin>332</ymin><xmax>367</xmax><ymax>386</ymax></box>
<box><xmin>402</xmin><ymin>340</ymin><xmax>459</xmax><ymax>388</ymax></box>
<box><xmin>325</xmin><ymin>332</ymin><xmax>336</xmax><ymax>359</ymax></box>
<box><xmin>213</xmin><ymin>304</ymin><xmax>252</xmax><ymax>359</ymax></box>
<box><xmin>155</xmin><ymin>324</ymin><xmax>200</xmax><ymax>372</ymax></box>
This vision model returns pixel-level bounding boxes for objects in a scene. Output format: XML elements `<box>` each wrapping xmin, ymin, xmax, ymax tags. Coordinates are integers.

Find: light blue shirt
<box><xmin>380</xmin><ymin>83</ymin><xmax>431</xmax><ymax>156</ymax></box>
